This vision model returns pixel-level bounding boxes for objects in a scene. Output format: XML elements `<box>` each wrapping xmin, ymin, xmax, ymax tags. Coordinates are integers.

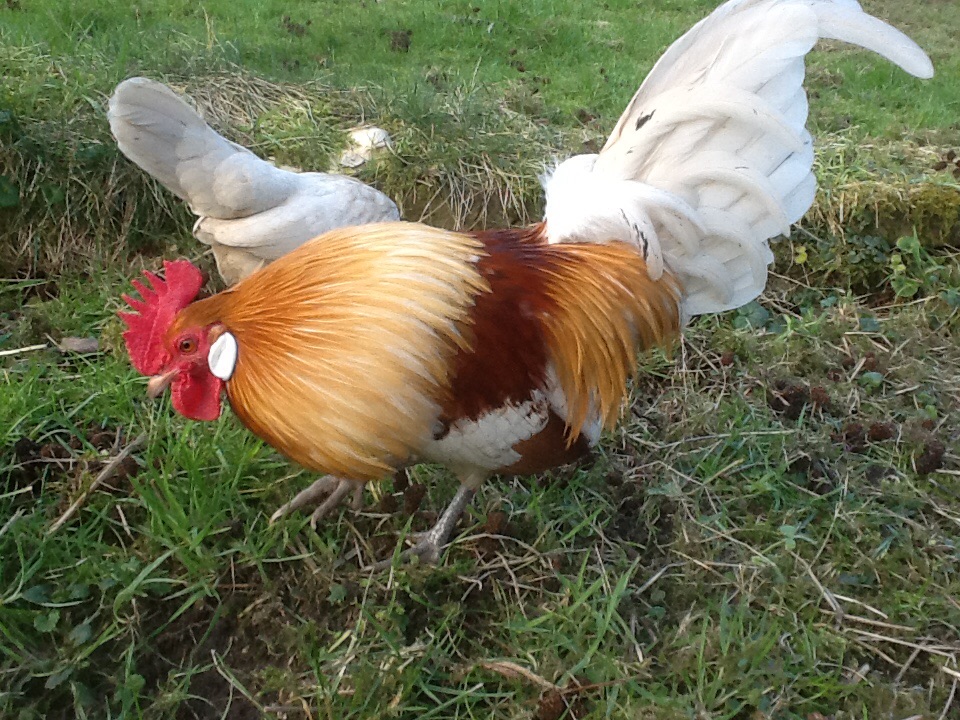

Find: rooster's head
<box><xmin>119</xmin><ymin>259</ymin><xmax>233</xmax><ymax>421</ymax></box>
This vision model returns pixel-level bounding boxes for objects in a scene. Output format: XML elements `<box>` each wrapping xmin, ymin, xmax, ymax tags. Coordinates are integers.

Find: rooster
<box><xmin>119</xmin><ymin>0</ymin><xmax>931</xmax><ymax>564</ymax></box>
<box><xmin>108</xmin><ymin>77</ymin><xmax>399</xmax><ymax>284</ymax></box>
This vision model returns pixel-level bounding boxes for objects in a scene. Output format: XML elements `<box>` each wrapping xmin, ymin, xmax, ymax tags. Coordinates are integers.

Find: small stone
<box><xmin>339</xmin><ymin>127</ymin><xmax>393</xmax><ymax>168</ymax></box>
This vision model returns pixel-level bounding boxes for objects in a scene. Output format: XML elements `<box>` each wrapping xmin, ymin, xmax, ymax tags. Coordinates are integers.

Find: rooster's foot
<box><xmin>372</xmin><ymin>484</ymin><xmax>476</xmax><ymax>569</ymax></box>
<box><xmin>269</xmin><ymin>475</ymin><xmax>365</xmax><ymax>528</ymax></box>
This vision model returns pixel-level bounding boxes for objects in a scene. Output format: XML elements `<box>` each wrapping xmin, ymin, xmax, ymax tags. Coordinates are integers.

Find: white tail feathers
<box><xmin>108</xmin><ymin>77</ymin><xmax>399</xmax><ymax>284</ymax></box>
<box><xmin>543</xmin><ymin>0</ymin><xmax>932</xmax><ymax>317</ymax></box>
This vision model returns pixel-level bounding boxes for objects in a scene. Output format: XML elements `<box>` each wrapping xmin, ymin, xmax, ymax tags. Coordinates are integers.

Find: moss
<box><xmin>815</xmin><ymin>181</ymin><xmax>960</xmax><ymax>249</ymax></box>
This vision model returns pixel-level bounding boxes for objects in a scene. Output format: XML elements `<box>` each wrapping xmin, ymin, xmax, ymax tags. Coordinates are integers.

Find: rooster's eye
<box><xmin>179</xmin><ymin>338</ymin><xmax>197</xmax><ymax>354</ymax></box>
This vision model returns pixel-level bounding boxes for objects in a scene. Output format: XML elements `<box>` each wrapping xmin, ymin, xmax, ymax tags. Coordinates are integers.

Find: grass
<box><xmin>2</xmin><ymin>0</ymin><xmax>960</xmax><ymax>718</ymax></box>
<box><xmin>1</xmin><ymin>0</ymin><xmax>958</xmax><ymax>276</ymax></box>
<box><xmin>4</xmin><ymin>0</ymin><xmax>955</xmax><ymax>134</ymax></box>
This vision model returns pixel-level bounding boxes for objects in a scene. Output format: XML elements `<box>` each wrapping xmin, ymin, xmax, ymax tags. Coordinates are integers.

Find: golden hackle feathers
<box><xmin>537</xmin><ymin>242</ymin><xmax>681</xmax><ymax>440</ymax></box>
<box><xmin>174</xmin><ymin>222</ymin><xmax>488</xmax><ymax>481</ymax></box>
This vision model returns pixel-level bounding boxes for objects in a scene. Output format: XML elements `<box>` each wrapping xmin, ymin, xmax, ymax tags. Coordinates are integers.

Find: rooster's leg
<box><xmin>374</xmin><ymin>483</ymin><xmax>476</xmax><ymax>568</ymax></box>
<box><xmin>268</xmin><ymin>475</ymin><xmax>365</xmax><ymax>527</ymax></box>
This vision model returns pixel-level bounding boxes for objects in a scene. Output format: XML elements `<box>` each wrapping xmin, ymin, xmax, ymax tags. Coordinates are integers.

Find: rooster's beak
<box><xmin>146</xmin><ymin>368</ymin><xmax>179</xmax><ymax>399</ymax></box>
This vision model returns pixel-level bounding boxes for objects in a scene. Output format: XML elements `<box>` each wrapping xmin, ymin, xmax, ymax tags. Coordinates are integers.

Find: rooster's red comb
<box><xmin>119</xmin><ymin>259</ymin><xmax>205</xmax><ymax>376</ymax></box>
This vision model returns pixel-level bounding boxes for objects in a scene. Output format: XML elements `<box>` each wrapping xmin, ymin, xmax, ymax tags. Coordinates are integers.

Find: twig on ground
<box><xmin>0</xmin><ymin>343</ymin><xmax>48</xmax><ymax>357</ymax></box>
<box><xmin>636</xmin><ymin>563</ymin><xmax>684</xmax><ymax>595</ymax></box>
<box><xmin>894</xmin><ymin>646</ymin><xmax>923</xmax><ymax>685</ymax></box>
<box><xmin>796</xmin><ymin>554</ymin><xmax>843</xmax><ymax>621</ymax></box>
<box><xmin>832</xmin><ymin>592</ymin><xmax>888</xmax><ymax>619</ymax></box>
<box><xmin>849</xmin><ymin>636</ymin><xmax>898</xmax><ymax>666</ymax></box>
<box><xmin>817</xmin><ymin>608</ymin><xmax>915</xmax><ymax>633</ymax></box>
<box><xmin>211</xmin><ymin>649</ymin><xmax>264</xmax><ymax>712</ymax></box>
<box><xmin>47</xmin><ymin>433</ymin><xmax>146</xmax><ymax>535</ymax></box>
<box><xmin>939</xmin><ymin>675</ymin><xmax>958</xmax><ymax>720</ymax></box>
<box><xmin>0</xmin><ymin>508</ymin><xmax>25</xmax><ymax>538</ymax></box>
<box><xmin>843</xmin><ymin>628</ymin><xmax>958</xmax><ymax>658</ymax></box>
<box><xmin>477</xmin><ymin>660</ymin><xmax>561</xmax><ymax>691</ymax></box>
<box><xmin>941</xmin><ymin>666</ymin><xmax>960</xmax><ymax>681</ymax></box>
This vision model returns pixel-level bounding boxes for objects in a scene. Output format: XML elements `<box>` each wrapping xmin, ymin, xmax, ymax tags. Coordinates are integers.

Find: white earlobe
<box><xmin>208</xmin><ymin>332</ymin><xmax>238</xmax><ymax>381</ymax></box>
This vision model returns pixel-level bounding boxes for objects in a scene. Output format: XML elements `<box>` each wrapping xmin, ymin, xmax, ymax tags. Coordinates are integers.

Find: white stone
<box><xmin>339</xmin><ymin>126</ymin><xmax>393</xmax><ymax>168</ymax></box>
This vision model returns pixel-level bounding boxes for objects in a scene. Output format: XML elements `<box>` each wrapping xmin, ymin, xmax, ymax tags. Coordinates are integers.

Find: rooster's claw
<box><xmin>269</xmin><ymin>476</ymin><xmax>364</xmax><ymax>527</ymax></box>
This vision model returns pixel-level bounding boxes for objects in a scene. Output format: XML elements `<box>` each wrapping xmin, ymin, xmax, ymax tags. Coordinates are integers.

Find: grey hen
<box><xmin>108</xmin><ymin>77</ymin><xmax>399</xmax><ymax>284</ymax></box>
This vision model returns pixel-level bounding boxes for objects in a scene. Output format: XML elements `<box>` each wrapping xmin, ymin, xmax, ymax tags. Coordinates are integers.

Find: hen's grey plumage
<box><xmin>108</xmin><ymin>77</ymin><xmax>400</xmax><ymax>284</ymax></box>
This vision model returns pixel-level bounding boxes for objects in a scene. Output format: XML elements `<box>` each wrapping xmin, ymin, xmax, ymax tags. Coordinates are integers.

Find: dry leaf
<box><xmin>57</xmin><ymin>337</ymin><xmax>99</xmax><ymax>354</ymax></box>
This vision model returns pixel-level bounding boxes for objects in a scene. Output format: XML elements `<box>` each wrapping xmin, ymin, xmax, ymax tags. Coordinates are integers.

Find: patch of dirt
<box><xmin>842</xmin><ymin>351</ymin><xmax>879</xmax><ymax>373</ymax></box>
<box><xmin>534</xmin><ymin>678</ymin><xmax>592</xmax><ymax>720</ymax></box>
<box><xmin>137</xmin><ymin>562</ymin><xmax>359</xmax><ymax>719</ymax></box>
<box><xmin>280</xmin><ymin>15</ymin><xmax>311</xmax><ymax>37</ymax></box>
<box><xmin>413</xmin><ymin>508</ymin><xmax>438</xmax><ymax>531</ymax></box>
<box><xmin>768</xmin><ymin>378</ymin><xmax>810</xmax><ymax>421</ymax></box>
<box><xmin>788</xmin><ymin>454</ymin><xmax>836</xmax><ymax>495</ymax></box>
<box><xmin>3</xmin><ymin>423</ymin><xmax>143</xmax><ymax>513</ymax></box>
<box><xmin>581</xmin><ymin>138</ymin><xmax>601</xmax><ymax>154</ymax></box>
<box><xmin>864</xmin><ymin>464</ymin><xmax>896</xmax><ymax>485</ymax></box>
<box><xmin>867</xmin><ymin>421</ymin><xmax>896</xmax><ymax>442</ymax></box>
<box><xmin>368</xmin><ymin>531</ymin><xmax>401</xmax><ymax>560</ymax></box>
<box><xmin>403</xmin><ymin>482</ymin><xmax>426</xmax><ymax>515</ymax></box>
<box><xmin>389</xmin><ymin>29</ymin><xmax>412</xmax><ymax>52</ymax></box>
<box><xmin>768</xmin><ymin>375</ymin><xmax>843</xmax><ymax>424</ymax></box>
<box><xmin>376</xmin><ymin>492</ymin><xmax>399</xmax><ymax>514</ymax></box>
<box><xmin>915</xmin><ymin>440</ymin><xmax>945</xmax><ymax>475</ymax></box>
<box><xmin>475</xmin><ymin>509</ymin><xmax>517</xmax><ymax>558</ymax></box>
<box><xmin>833</xmin><ymin>422</ymin><xmax>868</xmax><ymax>453</ymax></box>
<box><xmin>392</xmin><ymin>467</ymin><xmax>410</xmax><ymax>493</ymax></box>
<box><xmin>21</xmin><ymin>277</ymin><xmax>59</xmax><ymax>301</ymax></box>
<box><xmin>574</xmin><ymin>108</ymin><xmax>596</xmax><ymax>126</ymax></box>
<box><xmin>809</xmin><ymin>385</ymin><xmax>834</xmax><ymax>414</ymax></box>
<box><xmin>608</xmin><ymin>478</ymin><xmax>678</xmax><ymax>550</ymax></box>
<box><xmin>482</xmin><ymin>509</ymin><xmax>509</xmax><ymax>535</ymax></box>
<box><xmin>8</xmin><ymin>436</ymin><xmax>45</xmax><ymax>493</ymax></box>
<box><xmin>140</xmin><ymin>587</ymin><xmax>264</xmax><ymax>719</ymax></box>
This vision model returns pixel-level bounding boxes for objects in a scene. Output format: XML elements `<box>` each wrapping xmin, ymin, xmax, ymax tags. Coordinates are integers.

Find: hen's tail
<box><xmin>543</xmin><ymin>0</ymin><xmax>932</xmax><ymax>317</ymax></box>
<box><xmin>108</xmin><ymin>77</ymin><xmax>299</xmax><ymax>220</ymax></box>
